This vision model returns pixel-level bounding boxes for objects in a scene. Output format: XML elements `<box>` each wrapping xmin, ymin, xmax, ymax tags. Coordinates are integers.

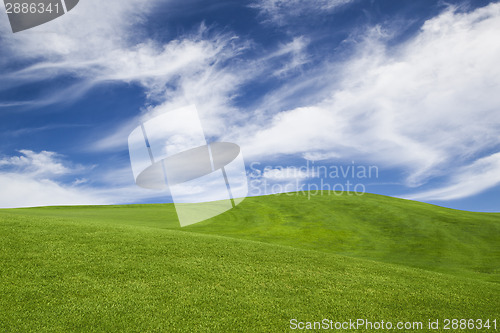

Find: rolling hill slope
<box><xmin>188</xmin><ymin>192</ymin><xmax>500</xmax><ymax>283</ymax></box>
<box><xmin>0</xmin><ymin>207</ymin><xmax>499</xmax><ymax>332</ymax></box>
<box><xmin>1</xmin><ymin>192</ymin><xmax>499</xmax><ymax>331</ymax></box>
<box><xmin>6</xmin><ymin>192</ymin><xmax>499</xmax><ymax>283</ymax></box>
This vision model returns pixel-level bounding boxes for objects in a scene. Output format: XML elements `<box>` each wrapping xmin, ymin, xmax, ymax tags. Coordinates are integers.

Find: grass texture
<box><xmin>0</xmin><ymin>192</ymin><xmax>498</xmax><ymax>332</ymax></box>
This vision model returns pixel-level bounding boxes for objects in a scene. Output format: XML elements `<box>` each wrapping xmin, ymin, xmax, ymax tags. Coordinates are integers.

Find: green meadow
<box><xmin>0</xmin><ymin>192</ymin><xmax>499</xmax><ymax>332</ymax></box>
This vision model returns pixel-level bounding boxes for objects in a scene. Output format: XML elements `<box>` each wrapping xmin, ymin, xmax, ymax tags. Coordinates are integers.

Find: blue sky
<box><xmin>1</xmin><ymin>0</ymin><xmax>500</xmax><ymax>211</ymax></box>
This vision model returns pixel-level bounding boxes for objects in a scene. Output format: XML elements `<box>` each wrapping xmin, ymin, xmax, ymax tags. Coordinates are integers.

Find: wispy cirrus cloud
<box><xmin>0</xmin><ymin>150</ymin><xmax>175</xmax><ymax>208</ymax></box>
<box><xmin>0</xmin><ymin>173</ymin><xmax>107</xmax><ymax>208</ymax></box>
<box><xmin>405</xmin><ymin>152</ymin><xmax>500</xmax><ymax>201</ymax></box>
<box><xmin>251</xmin><ymin>0</ymin><xmax>355</xmax><ymax>25</ymax></box>
<box><xmin>0</xmin><ymin>150</ymin><xmax>105</xmax><ymax>207</ymax></box>
<box><xmin>234</xmin><ymin>3</ymin><xmax>500</xmax><ymax>200</ymax></box>
<box><xmin>268</xmin><ymin>36</ymin><xmax>310</xmax><ymax>77</ymax></box>
<box><xmin>0</xmin><ymin>0</ymin><xmax>253</xmax><ymax>114</ymax></box>
<box><xmin>0</xmin><ymin>0</ymin><xmax>308</xmax><ymax>208</ymax></box>
<box><xmin>1</xmin><ymin>124</ymin><xmax>89</xmax><ymax>137</ymax></box>
<box><xmin>0</xmin><ymin>150</ymin><xmax>82</xmax><ymax>177</ymax></box>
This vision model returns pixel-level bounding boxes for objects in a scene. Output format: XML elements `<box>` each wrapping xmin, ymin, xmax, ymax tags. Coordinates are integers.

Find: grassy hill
<box><xmin>189</xmin><ymin>192</ymin><xmax>500</xmax><ymax>283</ymax></box>
<box><xmin>0</xmin><ymin>192</ymin><xmax>499</xmax><ymax>331</ymax></box>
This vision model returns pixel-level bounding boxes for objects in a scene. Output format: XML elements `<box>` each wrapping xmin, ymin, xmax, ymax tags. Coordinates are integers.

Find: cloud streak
<box><xmin>405</xmin><ymin>152</ymin><xmax>500</xmax><ymax>201</ymax></box>
<box><xmin>252</xmin><ymin>0</ymin><xmax>355</xmax><ymax>25</ymax></box>
<box><xmin>236</xmin><ymin>3</ymin><xmax>500</xmax><ymax>200</ymax></box>
<box><xmin>0</xmin><ymin>150</ymin><xmax>178</xmax><ymax>208</ymax></box>
<box><xmin>0</xmin><ymin>150</ymin><xmax>81</xmax><ymax>177</ymax></box>
<box><xmin>0</xmin><ymin>1</ymin><xmax>252</xmax><ymax>115</ymax></box>
<box><xmin>0</xmin><ymin>150</ymin><xmax>105</xmax><ymax>208</ymax></box>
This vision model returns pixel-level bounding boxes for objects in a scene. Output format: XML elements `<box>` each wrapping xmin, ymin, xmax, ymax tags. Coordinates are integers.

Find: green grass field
<box><xmin>1</xmin><ymin>192</ymin><xmax>499</xmax><ymax>332</ymax></box>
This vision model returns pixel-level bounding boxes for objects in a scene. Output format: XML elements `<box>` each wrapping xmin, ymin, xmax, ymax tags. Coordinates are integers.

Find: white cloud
<box><xmin>88</xmin><ymin>36</ymin><xmax>315</xmax><ymax>153</ymax></box>
<box><xmin>0</xmin><ymin>150</ymin><xmax>106</xmax><ymax>208</ymax></box>
<box><xmin>0</xmin><ymin>173</ymin><xmax>109</xmax><ymax>208</ymax></box>
<box><xmin>237</xmin><ymin>3</ymin><xmax>500</xmax><ymax>199</ymax></box>
<box><xmin>252</xmin><ymin>0</ymin><xmax>355</xmax><ymax>25</ymax></box>
<box><xmin>0</xmin><ymin>1</ymin><xmax>247</xmax><ymax>112</ymax></box>
<box><xmin>270</xmin><ymin>37</ymin><xmax>310</xmax><ymax>77</ymax></box>
<box><xmin>405</xmin><ymin>152</ymin><xmax>500</xmax><ymax>201</ymax></box>
<box><xmin>0</xmin><ymin>0</ymin><xmax>262</xmax><ymax>208</ymax></box>
<box><xmin>0</xmin><ymin>150</ymin><xmax>174</xmax><ymax>208</ymax></box>
<box><xmin>302</xmin><ymin>151</ymin><xmax>340</xmax><ymax>161</ymax></box>
<box><xmin>4</xmin><ymin>10</ymin><xmax>264</xmax><ymax>154</ymax></box>
<box><xmin>0</xmin><ymin>150</ymin><xmax>78</xmax><ymax>176</ymax></box>
<box><xmin>1</xmin><ymin>0</ymin><xmax>317</xmax><ymax>152</ymax></box>
<box><xmin>0</xmin><ymin>0</ymin><xmax>158</xmax><ymax>60</ymax></box>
